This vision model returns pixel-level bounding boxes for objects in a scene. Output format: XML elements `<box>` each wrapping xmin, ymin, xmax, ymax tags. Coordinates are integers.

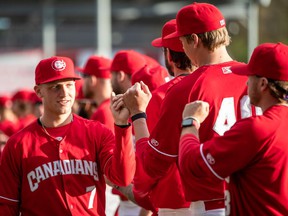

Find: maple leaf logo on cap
<box><xmin>51</xmin><ymin>59</ymin><xmax>66</xmax><ymax>71</ymax></box>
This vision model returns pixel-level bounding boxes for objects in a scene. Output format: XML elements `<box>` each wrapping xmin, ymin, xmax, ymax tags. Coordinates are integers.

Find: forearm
<box><xmin>132</xmin><ymin>118</ymin><xmax>150</xmax><ymax>142</ymax></box>
<box><xmin>114</xmin><ymin>184</ymin><xmax>137</xmax><ymax>204</ymax></box>
<box><xmin>107</xmin><ymin>125</ymin><xmax>136</xmax><ymax>186</ymax></box>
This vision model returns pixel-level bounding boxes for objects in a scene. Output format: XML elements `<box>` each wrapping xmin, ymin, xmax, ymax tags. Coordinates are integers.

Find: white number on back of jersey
<box><xmin>213</xmin><ymin>97</ymin><xmax>236</xmax><ymax>136</ymax></box>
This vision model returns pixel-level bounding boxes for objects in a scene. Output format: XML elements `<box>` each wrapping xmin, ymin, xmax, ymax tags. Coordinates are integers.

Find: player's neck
<box><xmin>198</xmin><ymin>46</ymin><xmax>233</xmax><ymax>67</ymax></box>
<box><xmin>40</xmin><ymin>113</ymin><xmax>73</xmax><ymax>128</ymax></box>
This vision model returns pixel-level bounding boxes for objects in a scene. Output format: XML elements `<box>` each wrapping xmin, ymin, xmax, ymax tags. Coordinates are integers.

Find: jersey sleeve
<box><xmin>132</xmin><ymin>153</ymin><xmax>157</xmax><ymax>212</ymax></box>
<box><xmin>135</xmin><ymin>74</ymin><xmax>199</xmax><ymax>179</ymax></box>
<box><xmin>179</xmin><ymin>118</ymin><xmax>259</xmax><ymax>181</ymax></box>
<box><xmin>146</xmin><ymin>92</ymin><xmax>163</xmax><ymax>133</ymax></box>
<box><xmin>0</xmin><ymin>136</ymin><xmax>21</xmax><ymax>213</ymax></box>
<box><xmin>102</xmin><ymin>124</ymin><xmax>136</xmax><ymax>186</ymax></box>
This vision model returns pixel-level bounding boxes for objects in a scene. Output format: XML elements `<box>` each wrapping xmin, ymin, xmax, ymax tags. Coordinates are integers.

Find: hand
<box><xmin>110</xmin><ymin>92</ymin><xmax>130</xmax><ymax>125</ymax></box>
<box><xmin>182</xmin><ymin>100</ymin><xmax>209</xmax><ymax>123</ymax></box>
<box><xmin>123</xmin><ymin>81</ymin><xmax>152</xmax><ymax>116</ymax></box>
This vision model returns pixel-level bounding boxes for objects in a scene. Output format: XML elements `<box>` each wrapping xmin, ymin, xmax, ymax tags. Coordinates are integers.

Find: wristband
<box><xmin>115</xmin><ymin>123</ymin><xmax>131</xmax><ymax>128</ymax></box>
<box><xmin>131</xmin><ymin>112</ymin><xmax>147</xmax><ymax>122</ymax></box>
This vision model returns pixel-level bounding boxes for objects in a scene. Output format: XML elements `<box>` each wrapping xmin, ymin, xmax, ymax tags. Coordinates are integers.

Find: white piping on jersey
<box><xmin>103</xmin><ymin>156</ymin><xmax>112</xmax><ymax>174</ymax></box>
<box><xmin>147</xmin><ymin>140</ymin><xmax>178</xmax><ymax>158</ymax></box>
<box><xmin>0</xmin><ymin>195</ymin><xmax>19</xmax><ymax>203</ymax></box>
<box><xmin>200</xmin><ymin>144</ymin><xmax>224</xmax><ymax>180</ymax></box>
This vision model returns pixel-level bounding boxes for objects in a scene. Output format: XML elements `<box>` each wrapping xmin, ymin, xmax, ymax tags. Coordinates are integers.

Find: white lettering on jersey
<box><xmin>213</xmin><ymin>97</ymin><xmax>236</xmax><ymax>136</ymax></box>
<box><xmin>27</xmin><ymin>159</ymin><xmax>99</xmax><ymax>192</ymax></box>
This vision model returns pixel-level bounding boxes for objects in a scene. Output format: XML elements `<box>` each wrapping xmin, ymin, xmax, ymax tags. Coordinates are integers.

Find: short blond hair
<box><xmin>185</xmin><ymin>27</ymin><xmax>231</xmax><ymax>51</ymax></box>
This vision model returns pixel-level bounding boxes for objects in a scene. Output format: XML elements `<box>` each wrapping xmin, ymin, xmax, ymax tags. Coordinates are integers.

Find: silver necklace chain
<box><xmin>39</xmin><ymin>115</ymin><xmax>73</xmax><ymax>141</ymax></box>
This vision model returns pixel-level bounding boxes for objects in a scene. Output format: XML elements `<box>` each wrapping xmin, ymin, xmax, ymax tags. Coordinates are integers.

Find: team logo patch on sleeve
<box><xmin>206</xmin><ymin>153</ymin><xmax>215</xmax><ymax>165</ymax></box>
<box><xmin>150</xmin><ymin>138</ymin><xmax>159</xmax><ymax>147</ymax></box>
<box><xmin>51</xmin><ymin>59</ymin><xmax>66</xmax><ymax>71</ymax></box>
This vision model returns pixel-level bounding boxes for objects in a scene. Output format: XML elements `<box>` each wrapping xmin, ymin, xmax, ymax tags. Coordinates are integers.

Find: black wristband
<box><xmin>115</xmin><ymin>123</ymin><xmax>131</xmax><ymax>128</ymax></box>
<box><xmin>131</xmin><ymin>112</ymin><xmax>147</xmax><ymax>122</ymax></box>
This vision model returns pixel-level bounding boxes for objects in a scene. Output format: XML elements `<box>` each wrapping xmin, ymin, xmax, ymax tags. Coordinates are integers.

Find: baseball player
<box><xmin>11</xmin><ymin>89</ymin><xmax>37</xmax><ymax>131</ymax></box>
<box><xmin>78</xmin><ymin>55</ymin><xmax>122</xmax><ymax>216</ymax></box>
<box><xmin>146</xmin><ymin>19</ymin><xmax>196</xmax><ymax>132</ymax></box>
<box><xmin>179</xmin><ymin>42</ymin><xmax>288</xmax><ymax>215</ymax></box>
<box><xmin>78</xmin><ymin>55</ymin><xmax>114</xmax><ymax>132</ymax></box>
<box><xmin>110</xmin><ymin>20</ymin><xmax>195</xmax><ymax>215</ymax></box>
<box><xmin>0</xmin><ymin>56</ymin><xmax>136</xmax><ymax>215</ymax></box>
<box><xmin>123</xmin><ymin>3</ymin><xmax>256</xmax><ymax>215</ymax></box>
<box><xmin>110</xmin><ymin>50</ymin><xmax>151</xmax><ymax>216</ymax></box>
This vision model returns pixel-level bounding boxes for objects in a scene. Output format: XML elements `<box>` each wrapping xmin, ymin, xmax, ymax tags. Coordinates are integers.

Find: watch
<box><xmin>181</xmin><ymin>117</ymin><xmax>199</xmax><ymax>129</ymax></box>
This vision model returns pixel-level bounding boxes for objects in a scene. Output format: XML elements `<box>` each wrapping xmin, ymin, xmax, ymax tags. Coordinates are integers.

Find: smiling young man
<box><xmin>0</xmin><ymin>56</ymin><xmax>136</xmax><ymax>215</ymax></box>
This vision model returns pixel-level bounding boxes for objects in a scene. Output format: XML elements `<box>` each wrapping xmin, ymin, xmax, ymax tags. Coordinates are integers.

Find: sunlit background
<box><xmin>0</xmin><ymin>0</ymin><xmax>287</xmax><ymax>94</ymax></box>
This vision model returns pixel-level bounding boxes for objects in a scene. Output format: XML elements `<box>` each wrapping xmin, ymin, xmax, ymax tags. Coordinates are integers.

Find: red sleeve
<box><xmin>178</xmin><ymin>134</ymin><xmax>213</xmax><ymax>180</ymax></box>
<box><xmin>103</xmin><ymin>125</ymin><xmax>136</xmax><ymax>186</ymax></box>
<box><xmin>146</xmin><ymin>91</ymin><xmax>165</xmax><ymax>133</ymax></box>
<box><xmin>136</xmin><ymin>137</ymin><xmax>175</xmax><ymax>180</ymax></box>
<box><xmin>132</xmin><ymin>154</ymin><xmax>157</xmax><ymax>212</ymax></box>
<box><xmin>0</xmin><ymin>204</ymin><xmax>19</xmax><ymax>215</ymax></box>
<box><xmin>179</xmin><ymin>118</ymin><xmax>259</xmax><ymax>181</ymax></box>
<box><xmin>0</xmin><ymin>136</ymin><xmax>21</xmax><ymax>213</ymax></box>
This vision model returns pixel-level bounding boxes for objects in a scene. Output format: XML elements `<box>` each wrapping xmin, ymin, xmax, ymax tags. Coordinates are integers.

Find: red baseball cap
<box><xmin>165</xmin><ymin>3</ymin><xmax>226</xmax><ymax>39</ymax></box>
<box><xmin>110</xmin><ymin>50</ymin><xmax>147</xmax><ymax>75</ymax></box>
<box><xmin>77</xmin><ymin>56</ymin><xmax>112</xmax><ymax>78</ymax></box>
<box><xmin>231</xmin><ymin>43</ymin><xmax>288</xmax><ymax>81</ymax></box>
<box><xmin>132</xmin><ymin>65</ymin><xmax>169</xmax><ymax>92</ymax></box>
<box><xmin>35</xmin><ymin>56</ymin><xmax>81</xmax><ymax>85</ymax></box>
<box><xmin>0</xmin><ymin>95</ymin><xmax>11</xmax><ymax>107</ymax></box>
<box><xmin>12</xmin><ymin>89</ymin><xmax>34</xmax><ymax>102</ymax></box>
<box><xmin>151</xmin><ymin>19</ymin><xmax>184</xmax><ymax>52</ymax></box>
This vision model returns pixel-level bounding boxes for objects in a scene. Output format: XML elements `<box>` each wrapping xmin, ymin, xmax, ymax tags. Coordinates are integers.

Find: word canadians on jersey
<box><xmin>27</xmin><ymin>159</ymin><xmax>99</xmax><ymax>192</ymax></box>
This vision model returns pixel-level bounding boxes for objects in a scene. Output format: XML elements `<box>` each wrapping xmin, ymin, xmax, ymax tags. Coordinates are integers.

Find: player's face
<box><xmin>247</xmin><ymin>76</ymin><xmax>262</xmax><ymax>106</ymax></box>
<box><xmin>36</xmin><ymin>79</ymin><xmax>76</xmax><ymax>116</ymax></box>
<box><xmin>163</xmin><ymin>48</ymin><xmax>174</xmax><ymax>77</ymax></box>
<box><xmin>111</xmin><ymin>72</ymin><xmax>124</xmax><ymax>95</ymax></box>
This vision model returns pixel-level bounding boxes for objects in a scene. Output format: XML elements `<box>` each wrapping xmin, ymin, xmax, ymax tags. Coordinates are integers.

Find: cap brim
<box><xmin>40</xmin><ymin>76</ymin><xmax>82</xmax><ymax>85</ymax></box>
<box><xmin>151</xmin><ymin>38</ymin><xmax>163</xmax><ymax>48</ymax></box>
<box><xmin>231</xmin><ymin>63</ymin><xmax>254</xmax><ymax>76</ymax></box>
<box><xmin>164</xmin><ymin>30</ymin><xmax>181</xmax><ymax>39</ymax></box>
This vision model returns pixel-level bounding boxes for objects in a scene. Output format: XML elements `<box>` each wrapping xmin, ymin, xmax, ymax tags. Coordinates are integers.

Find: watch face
<box><xmin>182</xmin><ymin>118</ymin><xmax>194</xmax><ymax>127</ymax></box>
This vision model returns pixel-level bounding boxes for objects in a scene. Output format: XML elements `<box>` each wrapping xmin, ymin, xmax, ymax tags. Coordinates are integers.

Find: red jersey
<box><xmin>146</xmin><ymin>75</ymin><xmax>188</xmax><ymax>132</ymax></box>
<box><xmin>0</xmin><ymin>114</ymin><xmax>135</xmax><ymax>216</ymax></box>
<box><xmin>90</xmin><ymin>99</ymin><xmax>114</xmax><ymax>133</ymax></box>
<box><xmin>179</xmin><ymin>105</ymin><xmax>288</xmax><ymax>215</ymax></box>
<box><xmin>0</xmin><ymin>119</ymin><xmax>19</xmax><ymax>137</ymax></box>
<box><xmin>131</xmin><ymin>75</ymin><xmax>189</xmax><ymax>211</ymax></box>
<box><xmin>136</xmin><ymin>61</ymin><xmax>249</xmax><ymax>208</ymax></box>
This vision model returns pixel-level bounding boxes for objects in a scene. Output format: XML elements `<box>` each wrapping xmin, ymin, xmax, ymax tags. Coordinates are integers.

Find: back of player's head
<box><xmin>151</xmin><ymin>19</ymin><xmax>184</xmax><ymax>52</ymax></box>
<box><xmin>110</xmin><ymin>50</ymin><xmax>147</xmax><ymax>76</ymax></box>
<box><xmin>131</xmin><ymin>65</ymin><xmax>169</xmax><ymax>92</ymax></box>
<box><xmin>35</xmin><ymin>56</ymin><xmax>81</xmax><ymax>85</ymax></box>
<box><xmin>232</xmin><ymin>43</ymin><xmax>288</xmax><ymax>81</ymax></box>
<box><xmin>77</xmin><ymin>56</ymin><xmax>112</xmax><ymax>79</ymax></box>
<box><xmin>165</xmin><ymin>3</ymin><xmax>226</xmax><ymax>39</ymax></box>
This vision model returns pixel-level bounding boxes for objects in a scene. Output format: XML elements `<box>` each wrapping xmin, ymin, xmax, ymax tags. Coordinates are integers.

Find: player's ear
<box><xmin>34</xmin><ymin>85</ymin><xmax>43</xmax><ymax>98</ymax></box>
<box><xmin>117</xmin><ymin>71</ymin><xmax>126</xmax><ymax>82</ymax></box>
<box><xmin>90</xmin><ymin>76</ymin><xmax>97</xmax><ymax>86</ymax></box>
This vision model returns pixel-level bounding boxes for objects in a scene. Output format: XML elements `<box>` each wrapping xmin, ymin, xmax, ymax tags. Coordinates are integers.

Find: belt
<box><xmin>204</xmin><ymin>199</ymin><xmax>225</xmax><ymax>211</ymax></box>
